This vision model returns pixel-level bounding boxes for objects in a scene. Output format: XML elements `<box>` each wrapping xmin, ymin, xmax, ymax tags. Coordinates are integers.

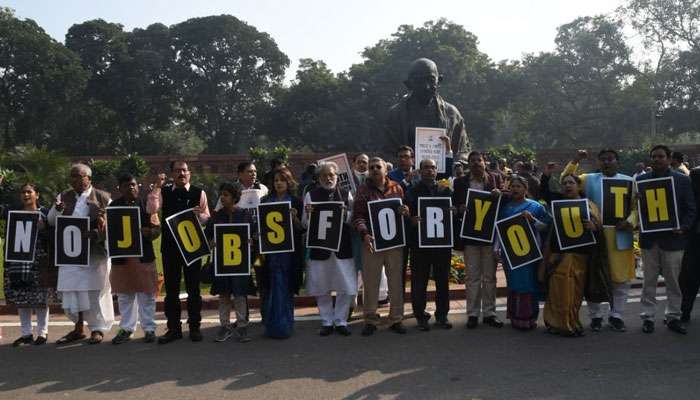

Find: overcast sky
<box><xmin>6</xmin><ymin>0</ymin><xmax>626</xmax><ymax>80</ymax></box>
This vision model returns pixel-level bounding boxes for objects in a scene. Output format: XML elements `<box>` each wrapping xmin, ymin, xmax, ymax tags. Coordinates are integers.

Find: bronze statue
<box><xmin>385</xmin><ymin>58</ymin><xmax>471</xmax><ymax>161</ymax></box>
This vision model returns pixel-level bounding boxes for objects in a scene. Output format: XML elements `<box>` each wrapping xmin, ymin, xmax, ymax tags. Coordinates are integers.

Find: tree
<box><xmin>0</xmin><ymin>8</ymin><xmax>87</xmax><ymax>149</ymax></box>
<box><xmin>170</xmin><ymin>15</ymin><xmax>289</xmax><ymax>153</ymax></box>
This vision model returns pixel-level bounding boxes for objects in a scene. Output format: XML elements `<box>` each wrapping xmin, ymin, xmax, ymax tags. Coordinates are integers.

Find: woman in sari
<box><xmin>541</xmin><ymin>174</ymin><xmax>601</xmax><ymax>337</ymax></box>
<box><xmin>497</xmin><ymin>175</ymin><xmax>551</xmax><ymax>330</ymax></box>
<box><xmin>260</xmin><ymin>168</ymin><xmax>304</xmax><ymax>338</ymax></box>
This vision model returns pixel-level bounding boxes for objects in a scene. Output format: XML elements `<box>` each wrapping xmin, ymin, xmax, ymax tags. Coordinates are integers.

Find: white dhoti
<box><xmin>306</xmin><ymin>254</ymin><xmax>358</xmax><ymax>296</ymax></box>
<box><xmin>57</xmin><ymin>251</ymin><xmax>115</xmax><ymax>332</ymax></box>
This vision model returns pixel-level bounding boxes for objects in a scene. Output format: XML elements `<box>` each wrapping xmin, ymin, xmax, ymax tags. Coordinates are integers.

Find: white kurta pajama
<box><xmin>303</xmin><ymin>191</ymin><xmax>358</xmax><ymax>327</ymax></box>
<box><xmin>48</xmin><ymin>187</ymin><xmax>115</xmax><ymax>332</ymax></box>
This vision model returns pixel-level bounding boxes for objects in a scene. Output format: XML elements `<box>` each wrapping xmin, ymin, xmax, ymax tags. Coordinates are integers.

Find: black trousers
<box><xmin>410</xmin><ymin>248</ymin><xmax>451</xmax><ymax>321</ymax></box>
<box><xmin>680</xmin><ymin>233</ymin><xmax>700</xmax><ymax>319</ymax></box>
<box><xmin>162</xmin><ymin>247</ymin><xmax>202</xmax><ymax>330</ymax></box>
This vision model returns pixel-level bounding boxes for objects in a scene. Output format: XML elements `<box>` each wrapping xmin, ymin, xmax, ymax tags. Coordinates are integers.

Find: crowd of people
<box><xmin>2</xmin><ymin>142</ymin><xmax>700</xmax><ymax>348</ymax></box>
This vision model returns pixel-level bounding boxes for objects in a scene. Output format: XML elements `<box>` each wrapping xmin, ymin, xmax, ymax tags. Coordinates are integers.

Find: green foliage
<box><xmin>118</xmin><ymin>154</ymin><xmax>150</xmax><ymax>178</ymax></box>
<box><xmin>0</xmin><ymin>145</ymin><xmax>70</xmax><ymax>207</ymax></box>
<box><xmin>618</xmin><ymin>146</ymin><xmax>651</xmax><ymax>174</ymax></box>
<box><xmin>486</xmin><ymin>144</ymin><xmax>537</xmax><ymax>163</ymax></box>
<box><xmin>190</xmin><ymin>172</ymin><xmax>226</xmax><ymax>209</ymax></box>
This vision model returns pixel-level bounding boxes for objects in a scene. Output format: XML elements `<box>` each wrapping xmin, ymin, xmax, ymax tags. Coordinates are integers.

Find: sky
<box><xmin>6</xmin><ymin>0</ymin><xmax>627</xmax><ymax>81</ymax></box>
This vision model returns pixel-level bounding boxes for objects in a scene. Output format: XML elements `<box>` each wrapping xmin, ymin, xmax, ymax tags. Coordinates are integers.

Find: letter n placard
<box><xmin>368</xmin><ymin>198</ymin><xmax>406</xmax><ymax>252</ymax></box>
<box><xmin>636</xmin><ymin>177</ymin><xmax>679</xmax><ymax>233</ymax></box>
<box><xmin>106</xmin><ymin>206</ymin><xmax>143</xmax><ymax>259</ymax></box>
<box><xmin>495</xmin><ymin>213</ymin><xmax>541</xmax><ymax>270</ymax></box>
<box><xmin>55</xmin><ymin>215</ymin><xmax>90</xmax><ymax>267</ymax></box>
<box><xmin>214</xmin><ymin>224</ymin><xmax>251</xmax><ymax>276</ymax></box>
<box><xmin>306</xmin><ymin>201</ymin><xmax>344</xmax><ymax>252</ymax></box>
<box><xmin>551</xmin><ymin>199</ymin><xmax>596</xmax><ymax>251</ymax></box>
<box><xmin>5</xmin><ymin>211</ymin><xmax>41</xmax><ymax>263</ymax></box>
<box><xmin>165</xmin><ymin>208</ymin><xmax>210</xmax><ymax>265</ymax></box>
<box><xmin>257</xmin><ymin>201</ymin><xmax>294</xmax><ymax>254</ymax></box>
<box><xmin>418</xmin><ymin>197</ymin><xmax>453</xmax><ymax>248</ymax></box>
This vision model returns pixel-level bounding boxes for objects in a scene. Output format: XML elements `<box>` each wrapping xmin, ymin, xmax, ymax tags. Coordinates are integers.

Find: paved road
<box><xmin>0</xmin><ymin>290</ymin><xmax>698</xmax><ymax>400</ymax></box>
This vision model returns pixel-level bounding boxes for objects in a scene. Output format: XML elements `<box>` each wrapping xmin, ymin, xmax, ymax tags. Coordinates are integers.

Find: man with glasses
<box><xmin>147</xmin><ymin>160</ymin><xmax>210</xmax><ymax>343</ymax></box>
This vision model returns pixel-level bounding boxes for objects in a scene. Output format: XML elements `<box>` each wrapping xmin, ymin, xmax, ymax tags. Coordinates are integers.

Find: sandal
<box><xmin>56</xmin><ymin>330</ymin><xmax>86</xmax><ymax>344</ymax></box>
<box><xmin>88</xmin><ymin>331</ymin><xmax>104</xmax><ymax>344</ymax></box>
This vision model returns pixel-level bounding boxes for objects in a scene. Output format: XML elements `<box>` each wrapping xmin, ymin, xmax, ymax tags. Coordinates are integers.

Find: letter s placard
<box><xmin>257</xmin><ymin>201</ymin><xmax>294</xmax><ymax>254</ymax></box>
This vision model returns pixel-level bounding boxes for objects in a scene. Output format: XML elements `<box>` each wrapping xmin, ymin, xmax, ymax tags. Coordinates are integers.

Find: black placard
<box><xmin>55</xmin><ymin>215</ymin><xmax>90</xmax><ymax>267</ymax></box>
<box><xmin>368</xmin><ymin>198</ymin><xmax>406</xmax><ymax>252</ymax></box>
<box><xmin>601</xmin><ymin>178</ymin><xmax>633</xmax><ymax>227</ymax></box>
<box><xmin>496</xmin><ymin>213</ymin><xmax>542</xmax><ymax>270</ymax></box>
<box><xmin>551</xmin><ymin>199</ymin><xmax>597</xmax><ymax>250</ymax></box>
<box><xmin>4</xmin><ymin>211</ymin><xmax>40</xmax><ymax>263</ymax></box>
<box><xmin>257</xmin><ymin>201</ymin><xmax>294</xmax><ymax>254</ymax></box>
<box><xmin>214</xmin><ymin>224</ymin><xmax>251</xmax><ymax>276</ymax></box>
<box><xmin>418</xmin><ymin>197</ymin><xmax>453</xmax><ymax>248</ymax></box>
<box><xmin>460</xmin><ymin>189</ymin><xmax>501</xmax><ymax>243</ymax></box>
<box><xmin>106</xmin><ymin>206</ymin><xmax>143</xmax><ymax>259</ymax></box>
<box><xmin>636</xmin><ymin>177</ymin><xmax>680</xmax><ymax>233</ymax></box>
<box><xmin>164</xmin><ymin>208</ymin><xmax>210</xmax><ymax>265</ymax></box>
<box><xmin>306</xmin><ymin>201</ymin><xmax>344</xmax><ymax>252</ymax></box>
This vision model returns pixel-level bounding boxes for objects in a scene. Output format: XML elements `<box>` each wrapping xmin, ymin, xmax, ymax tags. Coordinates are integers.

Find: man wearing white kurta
<box><xmin>303</xmin><ymin>162</ymin><xmax>357</xmax><ymax>336</ymax></box>
<box><xmin>48</xmin><ymin>164</ymin><xmax>114</xmax><ymax>344</ymax></box>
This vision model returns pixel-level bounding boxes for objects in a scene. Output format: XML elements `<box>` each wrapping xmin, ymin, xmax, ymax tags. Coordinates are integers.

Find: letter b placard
<box><xmin>214</xmin><ymin>224</ymin><xmax>251</xmax><ymax>276</ymax></box>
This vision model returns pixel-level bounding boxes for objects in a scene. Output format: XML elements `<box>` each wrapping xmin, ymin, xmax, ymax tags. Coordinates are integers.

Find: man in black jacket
<box><xmin>405</xmin><ymin>159</ymin><xmax>454</xmax><ymax>330</ymax></box>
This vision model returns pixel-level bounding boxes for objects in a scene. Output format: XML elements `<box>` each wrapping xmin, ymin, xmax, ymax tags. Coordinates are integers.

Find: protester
<box><xmin>3</xmin><ymin>183</ymin><xmax>58</xmax><ymax>346</ymax></box>
<box><xmin>561</xmin><ymin>149</ymin><xmax>636</xmax><ymax>332</ymax></box>
<box><xmin>636</xmin><ymin>145</ymin><xmax>696</xmax><ymax>335</ymax></box>
<box><xmin>259</xmin><ymin>168</ymin><xmax>304</xmax><ymax>339</ymax></box>
<box><xmin>48</xmin><ymin>163</ymin><xmax>114</xmax><ymax>344</ymax></box>
<box><xmin>262</xmin><ymin>158</ymin><xmax>287</xmax><ymax>189</ymax></box>
<box><xmin>353</xmin><ymin>157</ymin><xmax>409</xmax><ymax>336</ymax></box>
<box><xmin>680</xmin><ymin>166</ymin><xmax>700</xmax><ymax>322</ymax></box>
<box><xmin>405</xmin><ymin>159</ymin><xmax>454</xmax><ymax>330</ymax></box>
<box><xmin>110</xmin><ymin>174</ymin><xmax>160</xmax><ymax>345</ymax></box>
<box><xmin>497</xmin><ymin>176</ymin><xmax>550</xmax><ymax>330</ymax></box>
<box><xmin>388</xmin><ymin>145</ymin><xmax>418</xmax><ymax>187</ymax></box>
<box><xmin>452</xmin><ymin>151</ymin><xmax>505</xmax><ymax>329</ymax></box>
<box><xmin>541</xmin><ymin>174</ymin><xmax>601</xmax><ymax>337</ymax></box>
<box><xmin>147</xmin><ymin>160</ymin><xmax>210</xmax><ymax>343</ymax></box>
<box><xmin>352</xmin><ymin>153</ymin><xmax>369</xmax><ymax>188</ymax></box>
<box><xmin>672</xmin><ymin>151</ymin><xmax>690</xmax><ymax>175</ymax></box>
<box><xmin>303</xmin><ymin>162</ymin><xmax>357</xmax><ymax>336</ymax></box>
<box><xmin>205</xmin><ymin>182</ymin><xmax>256</xmax><ymax>343</ymax></box>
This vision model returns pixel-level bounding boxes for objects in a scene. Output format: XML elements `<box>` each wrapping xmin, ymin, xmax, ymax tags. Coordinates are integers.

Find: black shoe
<box><xmin>466</xmin><ymin>316</ymin><xmax>478</xmax><ymax>329</ymax></box>
<box><xmin>435</xmin><ymin>318</ymin><xmax>453</xmax><ymax>330</ymax></box>
<box><xmin>483</xmin><ymin>316</ymin><xmax>504</xmax><ymax>328</ymax></box>
<box><xmin>590</xmin><ymin>318</ymin><xmax>603</xmax><ymax>332</ymax></box>
<box><xmin>608</xmin><ymin>317</ymin><xmax>626</xmax><ymax>332</ymax></box>
<box><xmin>642</xmin><ymin>320</ymin><xmax>654</xmax><ymax>334</ymax></box>
<box><xmin>319</xmin><ymin>325</ymin><xmax>334</xmax><ymax>336</ymax></box>
<box><xmin>144</xmin><ymin>331</ymin><xmax>156</xmax><ymax>343</ymax></box>
<box><xmin>417</xmin><ymin>319</ymin><xmax>431</xmax><ymax>331</ymax></box>
<box><xmin>681</xmin><ymin>313</ymin><xmax>691</xmax><ymax>323</ymax></box>
<box><xmin>12</xmin><ymin>335</ymin><xmax>33</xmax><ymax>347</ymax></box>
<box><xmin>361</xmin><ymin>324</ymin><xmax>377</xmax><ymax>336</ymax></box>
<box><xmin>189</xmin><ymin>326</ymin><xmax>203</xmax><ymax>342</ymax></box>
<box><xmin>158</xmin><ymin>329</ymin><xmax>183</xmax><ymax>344</ymax></box>
<box><xmin>335</xmin><ymin>326</ymin><xmax>352</xmax><ymax>336</ymax></box>
<box><xmin>390</xmin><ymin>322</ymin><xmax>407</xmax><ymax>334</ymax></box>
<box><xmin>33</xmin><ymin>335</ymin><xmax>47</xmax><ymax>345</ymax></box>
<box><xmin>667</xmin><ymin>319</ymin><xmax>688</xmax><ymax>335</ymax></box>
<box><xmin>111</xmin><ymin>329</ymin><xmax>132</xmax><ymax>345</ymax></box>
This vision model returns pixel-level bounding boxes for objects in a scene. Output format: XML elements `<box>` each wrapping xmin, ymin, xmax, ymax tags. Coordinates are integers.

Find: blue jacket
<box><xmin>636</xmin><ymin>169</ymin><xmax>697</xmax><ymax>251</ymax></box>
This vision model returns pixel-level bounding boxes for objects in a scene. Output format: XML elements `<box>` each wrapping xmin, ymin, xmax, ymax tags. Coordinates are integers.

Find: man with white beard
<box><xmin>303</xmin><ymin>162</ymin><xmax>357</xmax><ymax>336</ymax></box>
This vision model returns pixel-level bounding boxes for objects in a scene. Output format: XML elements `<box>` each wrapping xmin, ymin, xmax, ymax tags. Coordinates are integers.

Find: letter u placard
<box><xmin>106</xmin><ymin>206</ymin><xmax>143</xmax><ymax>259</ymax></box>
<box><xmin>550</xmin><ymin>199</ymin><xmax>596</xmax><ymax>250</ymax></box>
<box><xmin>165</xmin><ymin>208</ymin><xmax>210</xmax><ymax>265</ymax></box>
<box><xmin>368</xmin><ymin>198</ymin><xmax>406</xmax><ymax>252</ymax></box>
<box><xmin>257</xmin><ymin>201</ymin><xmax>294</xmax><ymax>254</ymax></box>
